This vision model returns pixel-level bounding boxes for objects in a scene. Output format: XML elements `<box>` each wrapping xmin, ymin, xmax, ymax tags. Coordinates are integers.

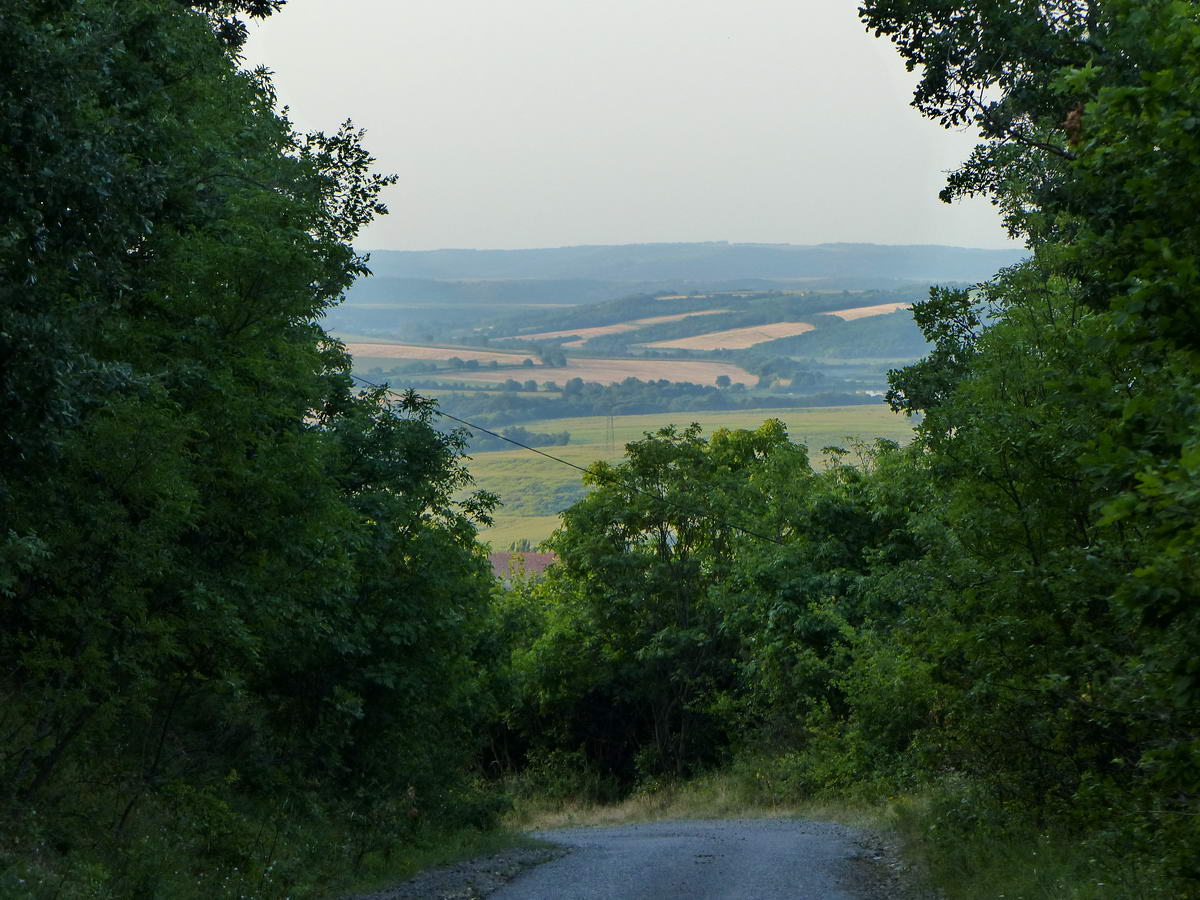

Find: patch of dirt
<box><xmin>347</xmin><ymin>847</ymin><xmax>566</xmax><ymax>900</ymax></box>
<box><xmin>840</xmin><ymin>828</ymin><xmax>942</xmax><ymax>900</ymax></box>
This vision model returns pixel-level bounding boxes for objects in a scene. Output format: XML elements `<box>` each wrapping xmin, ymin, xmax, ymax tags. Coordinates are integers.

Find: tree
<box><xmin>862</xmin><ymin>0</ymin><xmax>1200</xmax><ymax>881</ymax></box>
<box><xmin>535</xmin><ymin>421</ymin><xmax>795</xmax><ymax>779</ymax></box>
<box><xmin>0</xmin><ymin>1</ymin><xmax>501</xmax><ymax>890</ymax></box>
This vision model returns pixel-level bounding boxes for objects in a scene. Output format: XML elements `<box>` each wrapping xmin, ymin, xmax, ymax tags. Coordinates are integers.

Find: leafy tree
<box><xmin>0</xmin><ymin>1</ymin><xmax>500</xmax><ymax>892</ymax></box>
<box><xmin>525</xmin><ymin>422</ymin><xmax>794</xmax><ymax>780</ymax></box>
<box><xmin>862</xmin><ymin>0</ymin><xmax>1200</xmax><ymax>882</ymax></box>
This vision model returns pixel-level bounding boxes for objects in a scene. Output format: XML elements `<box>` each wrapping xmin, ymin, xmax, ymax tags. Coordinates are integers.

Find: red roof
<box><xmin>488</xmin><ymin>552</ymin><xmax>558</xmax><ymax>581</ymax></box>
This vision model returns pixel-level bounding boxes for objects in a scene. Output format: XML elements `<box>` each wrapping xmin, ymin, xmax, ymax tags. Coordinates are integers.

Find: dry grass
<box><xmin>645</xmin><ymin>322</ymin><xmax>815</xmax><ymax>350</ymax></box>
<box><xmin>346</xmin><ymin>343</ymin><xmax>534</xmax><ymax>364</ymax></box>
<box><xmin>506</xmin><ymin>774</ymin><xmax>877</xmax><ymax>832</ymax></box>
<box><xmin>519</xmin><ymin>310</ymin><xmax>729</xmax><ymax>343</ymax></box>
<box><xmin>438</xmin><ymin>357</ymin><xmax>755</xmax><ymax>387</ymax></box>
<box><xmin>826</xmin><ymin>302</ymin><xmax>912</xmax><ymax>321</ymax></box>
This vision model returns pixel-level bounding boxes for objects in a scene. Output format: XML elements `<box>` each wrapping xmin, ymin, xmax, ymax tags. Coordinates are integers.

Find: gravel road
<box><xmin>490</xmin><ymin>818</ymin><xmax>912</xmax><ymax>900</ymax></box>
<box><xmin>352</xmin><ymin>817</ymin><xmax>926</xmax><ymax>900</ymax></box>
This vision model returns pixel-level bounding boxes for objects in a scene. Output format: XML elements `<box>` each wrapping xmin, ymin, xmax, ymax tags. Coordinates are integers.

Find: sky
<box><xmin>244</xmin><ymin>0</ymin><xmax>1018</xmax><ymax>252</ymax></box>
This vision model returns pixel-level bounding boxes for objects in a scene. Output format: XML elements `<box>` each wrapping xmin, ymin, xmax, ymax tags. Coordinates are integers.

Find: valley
<box><xmin>332</xmin><ymin>243</ymin><xmax>1010</xmax><ymax>550</ymax></box>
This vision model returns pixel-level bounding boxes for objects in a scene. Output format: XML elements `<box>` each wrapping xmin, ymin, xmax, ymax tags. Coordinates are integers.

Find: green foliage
<box><xmin>495</xmin><ymin>422</ymin><xmax>800</xmax><ymax>783</ymax></box>
<box><xmin>855</xmin><ymin>0</ymin><xmax>1200</xmax><ymax>889</ymax></box>
<box><xmin>0</xmin><ymin>1</ymin><xmax>503</xmax><ymax>895</ymax></box>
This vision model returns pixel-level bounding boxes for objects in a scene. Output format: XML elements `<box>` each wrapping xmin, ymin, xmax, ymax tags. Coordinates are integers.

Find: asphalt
<box><xmin>489</xmin><ymin>818</ymin><xmax>890</xmax><ymax>900</ymax></box>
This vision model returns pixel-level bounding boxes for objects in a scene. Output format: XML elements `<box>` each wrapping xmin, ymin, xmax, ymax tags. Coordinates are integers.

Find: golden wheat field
<box><xmin>826</xmin><ymin>301</ymin><xmax>912</xmax><ymax>320</ymax></box>
<box><xmin>519</xmin><ymin>310</ymin><xmax>729</xmax><ymax>344</ymax></box>
<box><xmin>644</xmin><ymin>321</ymin><xmax>816</xmax><ymax>350</ymax></box>
<box><xmin>346</xmin><ymin>342</ymin><xmax>534</xmax><ymax>364</ymax></box>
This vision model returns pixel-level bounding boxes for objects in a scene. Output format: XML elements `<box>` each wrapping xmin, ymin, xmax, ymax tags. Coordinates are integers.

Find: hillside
<box><xmin>361</xmin><ymin>241</ymin><xmax>1027</xmax><ymax>282</ymax></box>
<box><xmin>327</xmin><ymin>242</ymin><xmax>1026</xmax><ymax>340</ymax></box>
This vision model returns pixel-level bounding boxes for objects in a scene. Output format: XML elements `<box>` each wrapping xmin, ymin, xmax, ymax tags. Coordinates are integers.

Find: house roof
<box><xmin>488</xmin><ymin>551</ymin><xmax>558</xmax><ymax>581</ymax></box>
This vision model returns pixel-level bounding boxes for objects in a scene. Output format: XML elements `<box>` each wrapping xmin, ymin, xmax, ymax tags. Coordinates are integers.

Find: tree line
<box><xmin>424</xmin><ymin>377</ymin><xmax>870</xmax><ymax>430</ymax></box>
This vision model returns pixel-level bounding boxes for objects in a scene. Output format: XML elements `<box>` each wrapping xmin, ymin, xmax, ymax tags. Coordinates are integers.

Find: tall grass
<box><xmin>885</xmin><ymin>794</ymin><xmax>1163</xmax><ymax>900</ymax></box>
<box><xmin>0</xmin><ymin>812</ymin><xmax>539</xmax><ymax>900</ymax></box>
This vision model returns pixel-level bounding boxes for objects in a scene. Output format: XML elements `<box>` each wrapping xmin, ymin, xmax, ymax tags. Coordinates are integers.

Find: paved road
<box><xmin>490</xmin><ymin>818</ymin><xmax>889</xmax><ymax>900</ymax></box>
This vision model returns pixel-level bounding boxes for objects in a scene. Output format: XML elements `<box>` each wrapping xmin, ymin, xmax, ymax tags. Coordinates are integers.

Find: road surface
<box><xmin>489</xmin><ymin>818</ymin><xmax>899</xmax><ymax>900</ymax></box>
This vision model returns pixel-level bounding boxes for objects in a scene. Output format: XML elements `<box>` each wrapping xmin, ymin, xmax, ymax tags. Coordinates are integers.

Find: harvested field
<box><xmin>519</xmin><ymin>310</ymin><xmax>728</xmax><ymax>344</ymax></box>
<box><xmin>645</xmin><ymin>321</ymin><xmax>815</xmax><ymax>350</ymax></box>
<box><xmin>346</xmin><ymin>343</ymin><xmax>533</xmax><ymax>364</ymax></box>
<box><xmin>429</xmin><ymin>357</ymin><xmax>754</xmax><ymax>387</ymax></box>
<box><xmin>827</xmin><ymin>301</ymin><xmax>912</xmax><ymax>321</ymax></box>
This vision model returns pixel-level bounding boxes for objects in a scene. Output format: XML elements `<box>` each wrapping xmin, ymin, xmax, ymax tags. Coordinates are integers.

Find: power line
<box><xmin>348</xmin><ymin>373</ymin><xmax>786</xmax><ymax>547</ymax></box>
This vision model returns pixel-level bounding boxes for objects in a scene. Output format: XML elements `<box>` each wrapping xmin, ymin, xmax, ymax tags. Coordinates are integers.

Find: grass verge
<box><xmin>505</xmin><ymin>762</ymin><xmax>1169</xmax><ymax>900</ymax></box>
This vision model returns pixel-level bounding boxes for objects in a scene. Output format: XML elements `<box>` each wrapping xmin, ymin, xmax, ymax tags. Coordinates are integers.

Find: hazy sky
<box><xmin>245</xmin><ymin>0</ymin><xmax>1017</xmax><ymax>252</ymax></box>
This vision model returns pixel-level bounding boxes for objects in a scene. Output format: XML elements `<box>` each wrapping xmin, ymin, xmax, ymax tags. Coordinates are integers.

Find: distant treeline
<box><xmin>461</xmin><ymin>425</ymin><xmax>571</xmax><ymax>453</ymax></box>
<box><xmin>425</xmin><ymin>378</ymin><xmax>877</xmax><ymax>428</ymax></box>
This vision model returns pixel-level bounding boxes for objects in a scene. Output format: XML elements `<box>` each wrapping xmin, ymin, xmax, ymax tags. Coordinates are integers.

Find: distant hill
<box><xmin>361</xmin><ymin>241</ymin><xmax>1027</xmax><ymax>284</ymax></box>
<box><xmin>331</xmin><ymin>241</ymin><xmax>1027</xmax><ymax>344</ymax></box>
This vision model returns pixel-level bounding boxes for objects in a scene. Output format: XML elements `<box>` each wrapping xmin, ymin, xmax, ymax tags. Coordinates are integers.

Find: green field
<box><xmin>470</xmin><ymin>403</ymin><xmax>917</xmax><ymax>548</ymax></box>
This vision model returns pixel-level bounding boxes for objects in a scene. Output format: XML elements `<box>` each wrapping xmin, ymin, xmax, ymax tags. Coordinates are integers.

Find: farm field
<box><xmin>346</xmin><ymin>342</ymin><xmax>533</xmax><ymax>364</ymax></box>
<box><xmin>827</xmin><ymin>301</ymin><xmax>912</xmax><ymax>320</ymax></box>
<box><xmin>519</xmin><ymin>309</ymin><xmax>729</xmax><ymax>344</ymax></box>
<box><xmin>471</xmin><ymin>403</ymin><xmax>916</xmax><ymax>548</ymax></box>
<box><xmin>644</xmin><ymin>321</ymin><xmax>816</xmax><ymax>350</ymax></box>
